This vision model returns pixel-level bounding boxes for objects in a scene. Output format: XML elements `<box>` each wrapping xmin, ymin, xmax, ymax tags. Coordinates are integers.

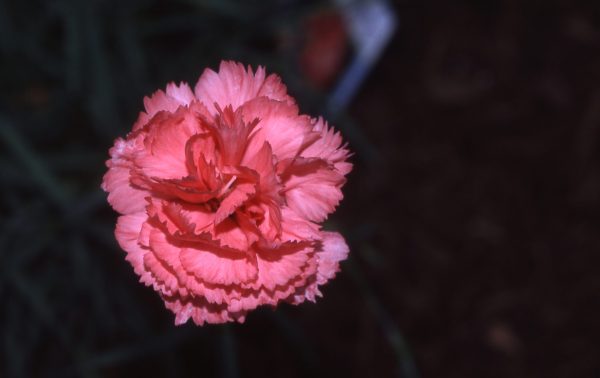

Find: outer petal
<box><xmin>134</xmin><ymin>110</ymin><xmax>197</xmax><ymax>180</ymax></box>
<box><xmin>115</xmin><ymin>213</ymin><xmax>153</xmax><ymax>286</ymax></box>
<box><xmin>194</xmin><ymin>61</ymin><xmax>293</xmax><ymax>114</ymax></box>
<box><xmin>279</xmin><ymin>207</ymin><xmax>321</xmax><ymax>242</ymax></box>
<box><xmin>162</xmin><ymin>295</ymin><xmax>240</xmax><ymax>326</ymax></box>
<box><xmin>133</xmin><ymin>82</ymin><xmax>195</xmax><ymax>131</ymax></box>
<box><xmin>315</xmin><ymin>231</ymin><xmax>349</xmax><ymax>285</ymax></box>
<box><xmin>165</xmin><ymin>82</ymin><xmax>195</xmax><ymax>105</ymax></box>
<box><xmin>281</xmin><ymin>159</ymin><xmax>346</xmax><ymax>222</ymax></box>
<box><xmin>142</xmin><ymin>226</ymin><xmax>249</xmax><ymax>305</ymax></box>
<box><xmin>143</xmin><ymin>91</ymin><xmax>180</xmax><ymax>117</ymax></box>
<box><xmin>285</xmin><ymin>232</ymin><xmax>348</xmax><ymax>305</ymax></box>
<box><xmin>103</xmin><ymin>165</ymin><xmax>148</xmax><ymax>214</ymax></box>
<box><xmin>143</xmin><ymin>249</ymin><xmax>181</xmax><ymax>296</ymax></box>
<box><xmin>302</xmin><ymin>117</ymin><xmax>352</xmax><ymax>175</ymax></box>
<box><xmin>257</xmin><ymin>71</ymin><xmax>295</xmax><ymax>105</ymax></box>
<box><xmin>184</xmin><ymin>276</ymin><xmax>244</xmax><ymax>305</ymax></box>
<box><xmin>179</xmin><ymin>246</ymin><xmax>258</xmax><ymax>286</ymax></box>
<box><xmin>241</xmin><ymin>97</ymin><xmax>316</xmax><ymax>161</ymax></box>
<box><xmin>102</xmin><ymin>137</ymin><xmax>148</xmax><ymax>215</ymax></box>
<box><xmin>254</xmin><ymin>242</ymin><xmax>314</xmax><ymax>291</ymax></box>
<box><xmin>167</xmin><ymin>201</ymin><xmax>213</xmax><ymax>234</ymax></box>
<box><xmin>148</xmin><ymin>226</ymin><xmax>258</xmax><ymax>286</ymax></box>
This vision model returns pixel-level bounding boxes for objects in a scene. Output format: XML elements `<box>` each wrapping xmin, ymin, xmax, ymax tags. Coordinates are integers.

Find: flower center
<box><xmin>218</xmin><ymin>174</ymin><xmax>237</xmax><ymax>198</ymax></box>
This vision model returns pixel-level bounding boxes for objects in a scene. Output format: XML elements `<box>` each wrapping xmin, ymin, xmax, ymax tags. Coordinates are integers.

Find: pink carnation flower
<box><xmin>102</xmin><ymin>61</ymin><xmax>352</xmax><ymax>325</ymax></box>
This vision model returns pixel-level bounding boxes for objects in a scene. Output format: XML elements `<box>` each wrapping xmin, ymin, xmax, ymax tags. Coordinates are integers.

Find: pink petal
<box><xmin>283</xmin><ymin>233</ymin><xmax>348</xmax><ymax>306</ymax></box>
<box><xmin>136</xmin><ymin>82</ymin><xmax>194</xmax><ymax>130</ymax></box>
<box><xmin>143</xmin><ymin>90</ymin><xmax>180</xmax><ymax>117</ymax></box>
<box><xmin>254</xmin><ymin>242</ymin><xmax>314</xmax><ymax>291</ymax></box>
<box><xmin>162</xmin><ymin>295</ymin><xmax>239</xmax><ymax>326</ymax></box>
<box><xmin>251</xmin><ymin>199</ymin><xmax>283</xmax><ymax>242</ymax></box>
<box><xmin>279</xmin><ymin>207</ymin><xmax>321</xmax><ymax>242</ymax></box>
<box><xmin>257</xmin><ymin>71</ymin><xmax>295</xmax><ymax>105</ymax></box>
<box><xmin>199</xmin><ymin>105</ymin><xmax>259</xmax><ymax>167</ymax></box>
<box><xmin>143</xmin><ymin>249</ymin><xmax>181</xmax><ymax>296</ymax></box>
<box><xmin>102</xmin><ymin>165</ymin><xmax>147</xmax><ymax>214</ymax></box>
<box><xmin>241</xmin><ymin>97</ymin><xmax>316</xmax><ymax>161</ymax></box>
<box><xmin>194</xmin><ymin>61</ymin><xmax>293</xmax><ymax>114</ymax></box>
<box><xmin>281</xmin><ymin>159</ymin><xmax>346</xmax><ymax>222</ymax></box>
<box><xmin>179</xmin><ymin>246</ymin><xmax>258</xmax><ymax>286</ymax></box>
<box><xmin>214</xmin><ymin>180</ymin><xmax>256</xmax><ymax>225</ymax></box>
<box><xmin>148</xmin><ymin>223</ymin><xmax>259</xmax><ymax>286</ymax></box>
<box><xmin>144</xmin><ymin>234</ymin><xmax>246</xmax><ymax>305</ymax></box>
<box><xmin>165</xmin><ymin>82</ymin><xmax>195</xmax><ymax>105</ymax></box>
<box><xmin>102</xmin><ymin>137</ymin><xmax>148</xmax><ymax>215</ymax></box>
<box><xmin>213</xmin><ymin>216</ymin><xmax>257</xmax><ymax>251</ymax></box>
<box><xmin>146</xmin><ymin>199</ymin><xmax>215</xmax><ymax>237</ymax></box>
<box><xmin>115</xmin><ymin>213</ymin><xmax>153</xmax><ymax>286</ymax></box>
<box><xmin>316</xmin><ymin>231</ymin><xmax>349</xmax><ymax>285</ymax></box>
<box><xmin>134</xmin><ymin>109</ymin><xmax>199</xmax><ymax>180</ymax></box>
<box><xmin>241</xmin><ymin>141</ymin><xmax>281</xmax><ymax>198</ymax></box>
<box><xmin>184</xmin><ymin>133</ymin><xmax>218</xmax><ymax>175</ymax></box>
<box><xmin>302</xmin><ymin>117</ymin><xmax>353</xmax><ymax>175</ymax></box>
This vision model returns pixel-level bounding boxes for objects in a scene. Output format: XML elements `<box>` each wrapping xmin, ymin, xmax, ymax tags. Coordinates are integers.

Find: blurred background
<box><xmin>1</xmin><ymin>0</ymin><xmax>600</xmax><ymax>377</ymax></box>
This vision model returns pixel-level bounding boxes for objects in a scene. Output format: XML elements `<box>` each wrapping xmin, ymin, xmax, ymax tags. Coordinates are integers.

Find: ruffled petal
<box><xmin>162</xmin><ymin>294</ymin><xmax>241</xmax><ymax>326</ymax></box>
<box><xmin>254</xmin><ymin>241</ymin><xmax>314</xmax><ymax>291</ymax></box>
<box><xmin>165</xmin><ymin>82</ymin><xmax>195</xmax><ymax>105</ymax></box>
<box><xmin>147</xmin><ymin>199</ymin><xmax>214</xmax><ymax>236</ymax></box>
<box><xmin>115</xmin><ymin>213</ymin><xmax>153</xmax><ymax>286</ymax></box>
<box><xmin>149</xmin><ymin>217</ymin><xmax>260</xmax><ymax>286</ymax></box>
<box><xmin>213</xmin><ymin>216</ymin><xmax>255</xmax><ymax>251</ymax></box>
<box><xmin>316</xmin><ymin>231</ymin><xmax>349</xmax><ymax>285</ymax></box>
<box><xmin>194</xmin><ymin>61</ymin><xmax>293</xmax><ymax>114</ymax></box>
<box><xmin>241</xmin><ymin>141</ymin><xmax>280</xmax><ymax>198</ymax></box>
<box><xmin>215</xmin><ymin>181</ymin><xmax>256</xmax><ymax>225</ymax></box>
<box><xmin>133</xmin><ymin>82</ymin><xmax>195</xmax><ymax>131</ymax></box>
<box><xmin>279</xmin><ymin>207</ymin><xmax>321</xmax><ymax>242</ymax></box>
<box><xmin>103</xmin><ymin>165</ymin><xmax>148</xmax><ymax>214</ymax></box>
<box><xmin>143</xmin><ymin>249</ymin><xmax>181</xmax><ymax>296</ymax></box>
<box><xmin>283</xmin><ymin>232</ymin><xmax>349</xmax><ymax>306</ymax></box>
<box><xmin>257</xmin><ymin>71</ymin><xmax>295</xmax><ymax>105</ymax></box>
<box><xmin>143</xmin><ymin>90</ymin><xmax>181</xmax><ymax>117</ymax></box>
<box><xmin>102</xmin><ymin>137</ymin><xmax>148</xmax><ymax>215</ymax></box>
<box><xmin>302</xmin><ymin>117</ymin><xmax>353</xmax><ymax>175</ymax></box>
<box><xmin>134</xmin><ymin>109</ymin><xmax>198</xmax><ymax>180</ymax></box>
<box><xmin>179</xmin><ymin>247</ymin><xmax>258</xmax><ymax>286</ymax></box>
<box><xmin>241</xmin><ymin>97</ymin><xmax>317</xmax><ymax>161</ymax></box>
<box><xmin>281</xmin><ymin>159</ymin><xmax>346</xmax><ymax>222</ymax></box>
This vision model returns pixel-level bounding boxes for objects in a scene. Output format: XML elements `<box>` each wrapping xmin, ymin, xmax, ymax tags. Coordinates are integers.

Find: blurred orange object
<box><xmin>300</xmin><ymin>10</ymin><xmax>349</xmax><ymax>89</ymax></box>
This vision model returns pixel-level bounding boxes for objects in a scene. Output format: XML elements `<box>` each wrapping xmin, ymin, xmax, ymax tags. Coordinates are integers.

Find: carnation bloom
<box><xmin>102</xmin><ymin>61</ymin><xmax>351</xmax><ymax>325</ymax></box>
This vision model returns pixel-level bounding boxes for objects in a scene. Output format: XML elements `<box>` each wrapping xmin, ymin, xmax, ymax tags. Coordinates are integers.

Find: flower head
<box><xmin>102</xmin><ymin>61</ymin><xmax>351</xmax><ymax>325</ymax></box>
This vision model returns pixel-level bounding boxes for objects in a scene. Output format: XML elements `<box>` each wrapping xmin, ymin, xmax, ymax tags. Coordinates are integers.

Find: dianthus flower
<box><xmin>102</xmin><ymin>61</ymin><xmax>351</xmax><ymax>325</ymax></box>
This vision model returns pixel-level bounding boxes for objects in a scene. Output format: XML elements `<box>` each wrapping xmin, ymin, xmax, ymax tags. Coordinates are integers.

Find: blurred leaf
<box><xmin>0</xmin><ymin>118</ymin><xmax>70</xmax><ymax>209</ymax></box>
<box><xmin>0</xmin><ymin>0</ymin><xmax>15</xmax><ymax>54</ymax></box>
<box><xmin>83</xmin><ymin>2</ymin><xmax>121</xmax><ymax>138</ymax></box>
<box><xmin>58</xmin><ymin>327</ymin><xmax>199</xmax><ymax>376</ymax></box>
<box><xmin>181</xmin><ymin>0</ymin><xmax>254</xmax><ymax>20</ymax></box>
<box><xmin>347</xmin><ymin>259</ymin><xmax>420</xmax><ymax>378</ymax></box>
<box><xmin>219</xmin><ymin>325</ymin><xmax>239</xmax><ymax>378</ymax></box>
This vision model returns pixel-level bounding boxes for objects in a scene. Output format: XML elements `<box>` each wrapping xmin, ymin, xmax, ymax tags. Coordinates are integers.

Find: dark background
<box><xmin>1</xmin><ymin>0</ymin><xmax>600</xmax><ymax>377</ymax></box>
